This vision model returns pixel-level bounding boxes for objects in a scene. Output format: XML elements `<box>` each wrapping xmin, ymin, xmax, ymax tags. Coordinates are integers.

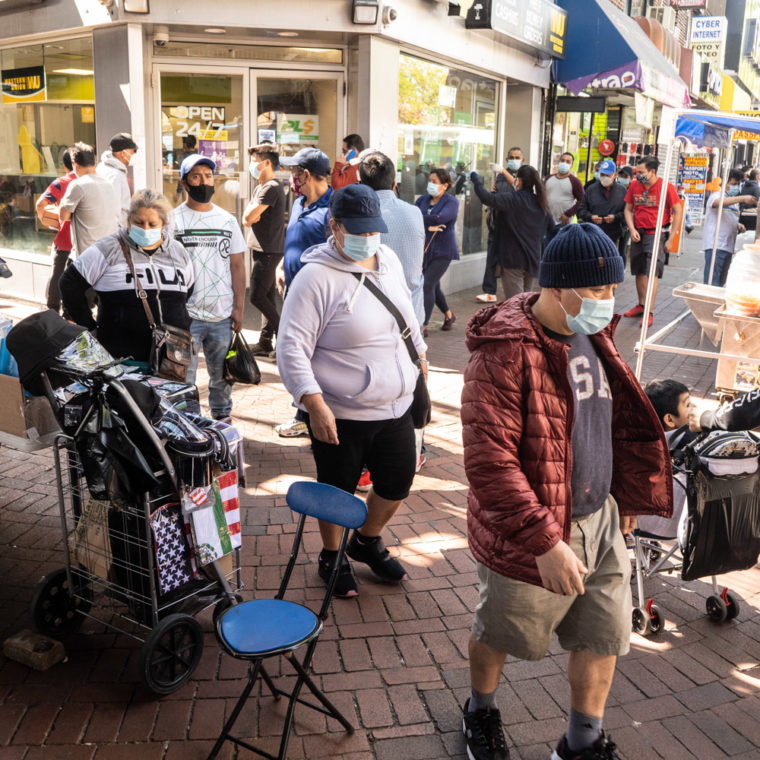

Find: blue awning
<box><xmin>675</xmin><ymin>110</ymin><xmax>760</xmax><ymax>148</ymax></box>
<box><xmin>553</xmin><ymin>0</ymin><xmax>690</xmax><ymax>109</ymax></box>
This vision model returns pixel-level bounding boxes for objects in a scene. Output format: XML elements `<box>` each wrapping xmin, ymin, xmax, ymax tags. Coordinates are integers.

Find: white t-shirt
<box><xmin>702</xmin><ymin>191</ymin><xmax>741</xmax><ymax>253</ymax></box>
<box><xmin>59</xmin><ymin>173</ymin><xmax>118</xmax><ymax>254</ymax></box>
<box><xmin>169</xmin><ymin>203</ymin><xmax>246</xmax><ymax>322</ymax></box>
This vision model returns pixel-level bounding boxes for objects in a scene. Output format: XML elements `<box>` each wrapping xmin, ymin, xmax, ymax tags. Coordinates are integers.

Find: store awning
<box><xmin>553</xmin><ymin>0</ymin><xmax>691</xmax><ymax>109</ymax></box>
<box><xmin>675</xmin><ymin>110</ymin><xmax>760</xmax><ymax>149</ymax></box>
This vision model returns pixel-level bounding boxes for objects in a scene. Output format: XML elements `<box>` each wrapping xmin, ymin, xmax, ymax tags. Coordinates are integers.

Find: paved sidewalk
<box><xmin>1</xmin><ymin>230</ymin><xmax>759</xmax><ymax>760</ymax></box>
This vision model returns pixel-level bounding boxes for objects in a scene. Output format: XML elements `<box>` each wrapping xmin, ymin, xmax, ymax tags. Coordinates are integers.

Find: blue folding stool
<box><xmin>207</xmin><ymin>481</ymin><xmax>367</xmax><ymax>760</ymax></box>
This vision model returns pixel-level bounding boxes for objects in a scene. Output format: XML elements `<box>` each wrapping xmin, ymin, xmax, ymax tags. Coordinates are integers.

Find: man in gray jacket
<box><xmin>97</xmin><ymin>132</ymin><xmax>137</xmax><ymax>227</ymax></box>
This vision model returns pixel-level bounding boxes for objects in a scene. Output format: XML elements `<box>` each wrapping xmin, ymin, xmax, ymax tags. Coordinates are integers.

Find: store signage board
<box><xmin>699</xmin><ymin>61</ymin><xmax>723</xmax><ymax>109</ymax></box>
<box><xmin>556</xmin><ymin>96</ymin><xmax>606</xmax><ymax>113</ymax></box>
<box><xmin>691</xmin><ymin>15</ymin><xmax>727</xmax><ymax>66</ymax></box>
<box><xmin>1</xmin><ymin>65</ymin><xmax>46</xmax><ymax>103</ymax></box>
<box><xmin>465</xmin><ymin>0</ymin><xmax>567</xmax><ymax>60</ymax></box>
<box><xmin>670</xmin><ymin>0</ymin><xmax>706</xmax><ymax>7</ymax></box>
<box><xmin>277</xmin><ymin>114</ymin><xmax>319</xmax><ymax>144</ymax></box>
<box><xmin>732</xmin><ymin>110</ymin><xmax>760</xmax><ymax>141</ymax></box>
<box><xmin>680</xmin><ymin>154</ymin><xmax>709</xmax><ymax>225</ymax></box>
<box><xmin>166</xmin><ymin>105</ymin><xmax>227</xmax><ymax>140</ymax></box>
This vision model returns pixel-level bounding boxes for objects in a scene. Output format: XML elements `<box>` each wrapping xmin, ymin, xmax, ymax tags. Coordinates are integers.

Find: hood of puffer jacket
<box><xmin>99</xmin><ymin>151</ymin><xmax>127</xmax><ymax>175</ymax></box>
<box><xmin>465</xmin><ymin>291</ymin><xmax>621</xmax><ymax>354</ymax></box>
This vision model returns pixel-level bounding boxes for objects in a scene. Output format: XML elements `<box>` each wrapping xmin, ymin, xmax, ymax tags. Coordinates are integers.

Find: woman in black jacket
<box><xmin>60</xmin><ymin>189</ymin><xmax>194</xmax><ymax>366</ymax></box>
<box><xmin>469</xmin><ymin>165</ymin><xmax>554</xmax><ymax>300</ymax></box>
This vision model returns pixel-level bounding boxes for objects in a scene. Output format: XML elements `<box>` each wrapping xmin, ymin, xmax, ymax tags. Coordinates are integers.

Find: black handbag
<box><xmin>352</xmin><ymin>273</ymin><xmax>431</xmax><ymax>429</ymax></box>
<box><xmin>119</xmin><ymin>238</ymin><xmax>194</xmax><ymax>382</ymax></box>
<box><xmin>223</xmin><ymin>331</ymin><xmax>261</xmax><ymax>385</ymax></box>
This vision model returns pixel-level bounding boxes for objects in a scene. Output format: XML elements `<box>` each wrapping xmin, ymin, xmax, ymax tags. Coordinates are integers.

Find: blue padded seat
<box><xmin>220</xmin><ymin>599</ymin><xmax>320</xmax><ymax>656</ymax></box>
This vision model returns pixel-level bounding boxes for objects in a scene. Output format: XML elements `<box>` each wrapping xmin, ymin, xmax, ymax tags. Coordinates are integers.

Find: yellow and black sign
<box><xmin>2</xmin><ymin>65</ymin><xmax>46</xmax><ymax>104</ymax></box>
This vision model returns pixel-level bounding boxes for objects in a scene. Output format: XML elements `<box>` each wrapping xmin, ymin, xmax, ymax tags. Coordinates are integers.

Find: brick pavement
<box><xmin>1</xmin><ymin>230</ymin><xmax>759</xmax><ymax>760</ymax></box>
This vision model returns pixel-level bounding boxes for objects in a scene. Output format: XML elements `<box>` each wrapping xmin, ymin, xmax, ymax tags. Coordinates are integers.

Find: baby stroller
<box><xmin>631</xmin><ymin>427</ymin><xmax>760</xmax><ymax>636</ymax></box>
<box><xmin>7</xmin><ymin>311</ymin><xmax>243</xmax><ymax>693</ymax></box>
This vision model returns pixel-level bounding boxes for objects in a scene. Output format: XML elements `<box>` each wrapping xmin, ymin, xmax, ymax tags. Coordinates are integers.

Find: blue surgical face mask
<box><xmin>129</xmin><ymin>224</ymin><xmax>162</xmax><ymax>248</ymax></box>
<box><xmin>507</xmin><ymin>159</ymin><xmax>522</xmax><ymax>172</ymax></box>
<box><xmin>557</xmin><ymin>162</ymin><xmax>571</xmax><ymax>174</ymax></box>
<box><xmin>727</xmin><ymin>185</ymin><xmax>740</xmax><ymax>197</ymax></box>
<box><xmin>594</xmin><ymin>171</ymin><xmax>601</xmax><ymax>182</ymax></box>
<box><xmin>341</xmin><ymin>232</ymin><xmax>382</xmax><ymax>261</ymax></box>
<box><xmin>249</xmin><ymin>162</ymin><xmax>261</xmax><ymax>180</ymax></box>
<box><xmin>427</xmin><ymin>181</ymin><xmax>441</xmax><ymax>197</ymax></box>
<box><xmin>561</xmin><ymin>288</ymin><xmax>615</xmax><ymax>335</ymax></box>
<box><xmin>618</xmin><ymin>178</ymin><xmax>630</xmax><ymax>188</ymax></box>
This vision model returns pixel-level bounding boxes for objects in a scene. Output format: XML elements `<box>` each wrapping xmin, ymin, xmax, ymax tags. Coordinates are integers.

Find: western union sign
<box><xmin>2</xmin><ymin>65</ymin><xmax>46</xmax><ymax>104</ymax></box>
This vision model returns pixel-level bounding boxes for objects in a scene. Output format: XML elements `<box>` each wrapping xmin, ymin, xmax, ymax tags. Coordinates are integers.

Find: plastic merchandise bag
<box><xmin>56</xmin><ymin>331</ymin><xmax>114</xmax><ymax>374</ymax></box>
<box><xmin>223</xmin><ymin>332</ymin><xmax>261</xmax><ymax>385</ymax></box>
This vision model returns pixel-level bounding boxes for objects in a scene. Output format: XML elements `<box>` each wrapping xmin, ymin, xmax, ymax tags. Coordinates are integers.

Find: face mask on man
<box><xmin>600</xmin><ymin>175</ymin><xmax>614</xmax><ymax>188</ymax></box>
<box><xmin>507</xmin><ymin>159</ymin><xmax>522</xmax><ymax>172</ymax></box>
<box><xmin>618</xmin><ymin>178</ymin><xmax>630</xmax><ymax>188</ymax></box>
<box><xmin>341</xmin><ymin>232</ymin><xmax>382</xmax><ymax>261</ymax></box>
<box><xmin>557</xmin><ymin>162</ymin><xmax>571</xmax><ymax>174</ymax></box>
<box><xmin>726</xmin><ymin>185</ymin><xmax>740</xmax><ymax>197</ymax></box>
<box><xmin>249</xmin><ymin>162</ymin><xmax>261</xmax><ymax>180</ymax></box>
<box><xmin>186</xmin><ymin>183</ymin><xmax>215</xmax><ymax>203</ymax></box>
<box><xmin>427</xmin><ymin>181</ymin><xmax>441</xmax><ymax>197</ymax></box>
<box><xmin>129</xmin><ymin>224</ymin><xmax>162</xmax><ymax>248</ymax></box>
<box><xmin>594</xmin><ymin>171</ymin><xmax>601</xmax><ymax>182</ymax></box>
<box><xmin>560</xmin><ymin>289</ymin><xmax>615</xmax><ymax>335</ymax></box>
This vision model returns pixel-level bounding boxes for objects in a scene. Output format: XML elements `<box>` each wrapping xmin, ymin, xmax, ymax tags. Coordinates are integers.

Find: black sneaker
<box><xmin>551</xmin><ymin>732</ymin><xmax>620</xmax><ymax>760</ymax></box>
<box><xmin>317</xmin><ymin>549</ymin><xmax>358</xmax><ymax>598</ymax></box>
<box><xmin>250</xmin><ymin>341</ymin><xmax>274</xmax><ymax>357</ymax></box>
<box><xmin>462</xmin><ymin>698</ymin><xmax>509</xmax><ymax>760</ymax></box>
<box><xmin>346</xmin><ymin>531</ymin><xmax>407</xmax><ymax>582</ymax></box>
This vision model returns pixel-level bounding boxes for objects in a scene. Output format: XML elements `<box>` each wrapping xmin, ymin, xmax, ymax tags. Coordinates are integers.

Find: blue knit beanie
<box><xmin>538</xmin><ymin>223</ymin><xmax>625</xmax><ymax>289</ymax></box>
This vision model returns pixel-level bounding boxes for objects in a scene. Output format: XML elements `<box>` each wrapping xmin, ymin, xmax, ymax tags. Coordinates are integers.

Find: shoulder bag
<box><xmin>352</xmin><ymin>272</ymin><xmax>431</xmax><ymax>429</ymax></box>
<box><xmin>118</xmin><ymin>238</ymin><xmax>195</xmax><ymax>382</ymax></box>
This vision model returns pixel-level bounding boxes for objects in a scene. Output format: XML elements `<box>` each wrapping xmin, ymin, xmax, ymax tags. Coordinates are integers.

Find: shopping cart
<box><xmin>631</xmin><ymin>428</ymin><xmax>760</xmax><ymax>636</ymax></box>
<box><xmin>8</xmin><ymin>313</ymin><xmax>242</xmax><ymax>694</ymax></box>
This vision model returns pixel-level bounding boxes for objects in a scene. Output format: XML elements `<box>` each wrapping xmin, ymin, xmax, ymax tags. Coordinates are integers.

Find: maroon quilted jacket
<box><xmin>462</xmin><ymin>292</ymin><xmax>673</xmax><ymax>587</ymax></box>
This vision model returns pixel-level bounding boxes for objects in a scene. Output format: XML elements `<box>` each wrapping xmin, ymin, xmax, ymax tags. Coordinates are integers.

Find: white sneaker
<box><xmin>274</xmin><ymin>418</ymin><xmax>309</xmax><ymax>437</ymax></box>
<box><xmin>415</xmin><ymin>454</ymin><xmax>427</xmax><ymax>473</ymax></box>
<box><xmin>476</xmin><ymin>293</ymin><xmax>498</xmax><ymax>303</ymax></box>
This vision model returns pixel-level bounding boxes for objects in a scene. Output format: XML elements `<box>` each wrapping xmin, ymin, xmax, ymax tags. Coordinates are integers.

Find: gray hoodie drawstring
<box><xmin>347</xmin><ymin>271</ymin><xmax>366</xmax><ymax>311</ymax></box>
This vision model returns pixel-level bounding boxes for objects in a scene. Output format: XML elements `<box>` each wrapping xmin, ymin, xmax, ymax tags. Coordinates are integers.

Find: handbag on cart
<box><xmin>118</xmin><ymin>238</ymin><xmax>194</xmax><ymax>382</ymax></box>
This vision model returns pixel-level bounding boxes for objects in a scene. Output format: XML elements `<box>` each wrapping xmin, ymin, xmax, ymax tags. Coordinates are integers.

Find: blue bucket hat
<box><xmin>330</xmin><ymin>184</ymin><xmax>388</xmax><ymax>234</ymax></box>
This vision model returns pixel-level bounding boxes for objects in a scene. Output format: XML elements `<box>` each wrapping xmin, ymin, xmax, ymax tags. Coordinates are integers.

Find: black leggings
<box><xmin>249</xmin><ymin>251</ymin><xmax>282</xmax><ymax>343</ymax></box>
<box><xmin>423</xmin><ymin>257</ymin><xmax>451</xmax><ymax>325</ymax></box>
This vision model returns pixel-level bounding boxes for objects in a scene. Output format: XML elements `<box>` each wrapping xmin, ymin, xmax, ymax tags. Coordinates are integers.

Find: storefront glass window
<box><xmin>160</xmin><ymin>73</ymin><xmax>243</xmax><ymax>217</ymax></box>
<box><xmin>155</xmin><ymin>42</ymin><xmax>342</xmax><ymax>65</ymax></box>
<box><xmin>397</xmin><ymin>53</ymin><xmax>499</xmax><ymax>255</ymax></box>
<box><xmin>0</xmin><ymin>37</ymin><xmax>95</xmax><ymax>253</ymax></box>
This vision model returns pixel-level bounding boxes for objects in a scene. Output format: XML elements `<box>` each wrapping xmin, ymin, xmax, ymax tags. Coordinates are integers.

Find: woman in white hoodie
<box><xmin>277</xmin><ymin>184</ymin><xmax>428</xmax><ymax>598</ymax></box>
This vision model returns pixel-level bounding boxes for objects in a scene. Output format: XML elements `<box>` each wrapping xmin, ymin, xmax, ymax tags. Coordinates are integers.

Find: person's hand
<box><xmin>230</xmin><ymin>307</ymin><xmax>243</xmax><ymax>333</ymax></box>
<box><xmin>418</xmin><ymin>358</ymin><xmax>429</xmax><ymax>382</ymax></box>
<box><xmin>488</xmin><ymin>163</ymin><xmax>504</xmax><ymax>174</ymax></box>
<box><xmin>620</xmin><ymin>516</ymin><xmax>637</xmax><ymax>535</ymax></box>
<box><xmin>688</xmin><ymin>406</ymin><xmax>702</xmax><ymax>432</ymax></box>
<box><xmin>429</xmin><ymin>224</ymin><xmax>445</xmax><ymax>233</ymax></box>
<box><xmin>605</xmin><ymin>214</ymin><xmax>615</xmax><ymax>224</ymax></box>
<box><xmin>591</xmin><ymin>215</ymin><xmax>603</xmax><ymax>224</ymax></box>
<box><xmin>743</xmin><ymin>195</ymin><xmax>758</xmax><ymax>206</ymax></box>
<box><xmin>560</xmin><ymin>214</ymin><xmax>571</xmax><ymax>225</ymax></box>
<box><xmin>534</xmin><ymin>541</ymin><xmax>587</xmax><ymax>596</ymax></box>
<box><xmin>665</xmin><ymin>235</ymin><xmax>678</xmax><ymax>253</ymax></box>
<box><xmin>275</xmin><ymin>261</ymin><xmax>286</xmax><ymax>296</ymax></box>
<box><xmin>302</xmin><ymin>394</ymin><xmax>338</xmax><ymax>444</ymax></box>
<box><xmin>630</xmin><ymin>228</ymin><xmax>641</xmax><ymax>243</ymax></box>
<box><xmin>739</xmin><ymin>223</ymin><xmax>747</xmax><ymax>234</ymax></box>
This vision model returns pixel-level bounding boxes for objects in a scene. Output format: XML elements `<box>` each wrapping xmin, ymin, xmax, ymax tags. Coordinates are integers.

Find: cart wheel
<box><xmin>140</xmin><ymin>613</ymin><xmax>203</xmax><ymax>695</ymax></box>
<box><xmin>647</xmin><ymin>540</ymin><xmax>662</xmax><ymax>564</ymax></box>
<box><xmin>632</xmin><ymin>607</ymin><xmax>651</xmax><ymax>636</ymax></box>
<box><xmin>30</xmin><ymin>569</ymin><xmax>91</xmax><ymax>638</ymax></box>
<box><xmin>725</xmin><ymin>592</ymin><xmax>741</xmax><ymax>621</ymax></box>
<box><xmin>706</xmin><ymin>595</ymin><xmax>728</xmax><ymax>622</ymax></box>
<box><xmin>212</xmin><ymin>594</ymin><xmax>243</xmax><ymax>628</ymax></box>
<box><xmin>648</xmin><ymin>604</ymin><xmax>663</xmax><ymax>634</ymax></box>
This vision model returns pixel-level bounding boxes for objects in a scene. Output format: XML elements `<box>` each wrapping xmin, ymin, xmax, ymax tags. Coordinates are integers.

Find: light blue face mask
<box><xmin>507</xmin><ymin>159</ymin><xmax>522</xmax><ymax>172</ymax></box>
<box><xmin>341</xmin><ymin>232</ymin><xmax>382</xmax><ymax>261</ymax></box>
<box><xmin>594</xmin><ymin>171</ymin><xmax>601</xmax><ymax>182</ymax></box>
<box><xmin>427</xmin><ymin>181</ymin><xmax>441</xmax><ymax>197</ymax></box>
<box><xmin>618</xmin><ymin>178</ymin><xmax>630</xmax><ymax>188</ymax></box>
<box><xmin>561</xmin><ymin>289</ymin><xmax>615</xmax><ymax>335</ymax></box>
<box><xmin>726</xmin><ymin>185</ymin><xmax>740</xmax><ymax>197</ymax></box>
<box><xmin>249</xmin><ymin>162</ymin><xmax>261</xmax><ymax>180</ymax></box>
<box><xmin>129</xmin><ymin>224</ymin><xmax>162</xmax><ymax>248</ymax></box>
<box><xmin>557</xmin><ymin>161</ymin><xmax>571</xmax><ymax>174</ymax></box>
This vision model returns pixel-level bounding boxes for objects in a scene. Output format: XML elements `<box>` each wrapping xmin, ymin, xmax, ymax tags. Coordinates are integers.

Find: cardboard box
<box><xmin>0</xmin><ymin>374</ymin><xmax>61</xmax><ymax>445</ymax></box>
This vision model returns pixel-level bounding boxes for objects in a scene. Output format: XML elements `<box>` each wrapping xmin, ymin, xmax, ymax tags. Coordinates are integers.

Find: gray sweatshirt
<box><xmin>277</xmin><ymin>237</ymin><xmax>427</xmax><ymax>421</ymax></box>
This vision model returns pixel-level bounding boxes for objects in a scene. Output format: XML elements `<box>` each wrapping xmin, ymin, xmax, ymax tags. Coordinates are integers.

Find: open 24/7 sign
<box><xmin>277</xmin><ymin>114</ymin><xmax>319</xmax><ymax>144</ymax></box>
<box><xmin>168</xmin><ymin>105</ymin><xmax>227</xmax><ymax>140</ymax></box>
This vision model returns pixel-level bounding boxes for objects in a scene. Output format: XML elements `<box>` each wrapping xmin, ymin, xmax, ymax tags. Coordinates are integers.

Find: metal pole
<box><xmin>707</xmin><ymin>136</ymin><xmax>735</xmax><ymax>286</ymax></box>
<box><xmin>634</xmin><ymin>136</ymin><xmax>680</xmax><ymax>380</ymax></box>
<box><xmin>585</xmin><ymin>112</ymin><xmax>595</xmax><ymax>185</ymax></box>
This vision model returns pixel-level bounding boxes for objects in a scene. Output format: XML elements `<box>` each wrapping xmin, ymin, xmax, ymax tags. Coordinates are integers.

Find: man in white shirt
<box><xmin>59</xmin><ymin>142</ymin><xmax>118</xmax><ymax>254</ymax></box>
<box><xmin>96</xmin><ymin>132</ymin><xmax>137</xmax><ymax>227</ymax></box>
<box><xmin>170</xmin><ymin>154</ymin><xmax>247</xmax><ymax>419</ymax></box>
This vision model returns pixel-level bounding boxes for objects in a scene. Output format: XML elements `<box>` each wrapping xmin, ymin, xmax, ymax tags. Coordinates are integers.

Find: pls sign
<box><xmin>277</xmin><ymin>114</ymin><xmax>319</xmax><ymax>143</ymax></box>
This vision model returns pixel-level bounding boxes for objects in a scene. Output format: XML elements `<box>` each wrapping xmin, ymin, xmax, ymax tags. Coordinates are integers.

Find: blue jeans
<box><xmin>187</xmin><ymin>318</ymin><xmax>233</xmax><ymax>418</ymax></box>
<box><xmin>703</xmin><ymin>249</ymin><xmax>732</xmax><ymax>287</ymax></box>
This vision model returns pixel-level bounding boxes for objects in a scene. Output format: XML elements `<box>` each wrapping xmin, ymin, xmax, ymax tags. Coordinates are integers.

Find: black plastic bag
<box><xmin>223</xmin><ymin>331</ymin><xmax>261</xmax><ymax>385</ymax></box>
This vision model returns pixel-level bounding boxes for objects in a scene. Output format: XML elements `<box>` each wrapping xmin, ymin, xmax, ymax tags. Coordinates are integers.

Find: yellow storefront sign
<box><xmin>732</xmin><ymin>110</ymin><xmax>760</xmax><ymax>141</ymax></box>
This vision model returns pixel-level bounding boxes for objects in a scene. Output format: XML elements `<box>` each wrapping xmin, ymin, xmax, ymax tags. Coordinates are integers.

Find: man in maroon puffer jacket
<box><xmin>460</xmin><ymin>223</ymin><xmax>673</xmax><ymax>760</ymax></box>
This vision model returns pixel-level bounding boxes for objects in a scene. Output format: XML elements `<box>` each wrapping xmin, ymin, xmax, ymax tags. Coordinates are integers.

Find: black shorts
<box><xmin>304</xmin><ymin>411</ymin><xmax>416</xmax><ymax>502</ymax></box>
<box><xmin>629</xmin><ymin>230</ymin><xmax>669</xmax><ymax>278</ymax></box>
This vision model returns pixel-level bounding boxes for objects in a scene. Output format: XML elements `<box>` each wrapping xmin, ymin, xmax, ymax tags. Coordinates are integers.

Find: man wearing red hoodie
<box><xmin>460</xmin><ymin>223</ymin><xmax>672</xmax><ymax>760</ymax></box>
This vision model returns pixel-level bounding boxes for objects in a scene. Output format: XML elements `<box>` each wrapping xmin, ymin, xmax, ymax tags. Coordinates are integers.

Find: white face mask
<box><xmin>600</xmin><ymin>176</ymin><xmax>614</xmax><ymax>188</ymax></box>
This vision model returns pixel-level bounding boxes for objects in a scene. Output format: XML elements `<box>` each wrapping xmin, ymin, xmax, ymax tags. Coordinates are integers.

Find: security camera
<box><xmin>382</xmin><ymin>5</ymin><xmax>397</xmax><ymax>23</ymax></box>
<box><xmin>153</xmin><ymin>27</ymin><xmax>169</xmax><ymax>47</ymax></box>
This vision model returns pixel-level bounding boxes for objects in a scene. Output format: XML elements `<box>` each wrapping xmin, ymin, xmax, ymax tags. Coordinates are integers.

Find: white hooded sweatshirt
<box><xmin>96</xmin><ymin>150</ymin><xmax>130</xmax><ymax>228</ymax></box>
<box><xmin>277</xmin><ymin>237</ymin><xmax>427</xmax><ymax>421</ymax></box>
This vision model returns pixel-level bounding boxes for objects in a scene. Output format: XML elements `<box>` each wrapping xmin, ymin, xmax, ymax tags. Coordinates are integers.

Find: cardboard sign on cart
<box><xmin>0</xmin><ymin>374</ymin><xmax>61</xmax><ymax>450</ymax></box>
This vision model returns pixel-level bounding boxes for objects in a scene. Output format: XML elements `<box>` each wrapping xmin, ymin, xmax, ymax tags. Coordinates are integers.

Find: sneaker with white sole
<box><xmin>274</xmin><ymin>418</ymin><xmax>309</xmax><ymax>437</ymax></box>
<box><xmin>462</xmin><ymin>698</ymin><xmax>510</xmax><ymax>760</ymax></box>
<box><xmin>416</xmin><ymin>453</ymin><xmax>427</xmax><ymax>473</ymax></box>
<box><xmin>476</xmin><ymin>293</ymin><xmax>498</xmax><ymax>303</ymax></box>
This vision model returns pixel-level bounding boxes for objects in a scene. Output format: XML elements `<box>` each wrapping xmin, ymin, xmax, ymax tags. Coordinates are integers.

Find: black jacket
<box><xmin>577</xmin><ymin>181</ymin><xmax>627</xmax><ymax>242</ymax></box>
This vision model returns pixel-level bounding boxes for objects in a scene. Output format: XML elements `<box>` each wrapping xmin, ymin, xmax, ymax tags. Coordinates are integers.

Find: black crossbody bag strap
<box><xmin>351</xmin><ymin>272</ymin><xmax>420</xmax><ymax>364</ymax></box>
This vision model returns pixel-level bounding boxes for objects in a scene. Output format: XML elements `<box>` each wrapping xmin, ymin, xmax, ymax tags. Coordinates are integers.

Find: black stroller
<box><xmin>7</xmin><ymin>311</ymin><xmax>242</xmax><ymax>694</ymax></box>
<box><xmin>631</xmin><ymin>427</ymin><xmax>760</xmax><ymax>636</ymax></box>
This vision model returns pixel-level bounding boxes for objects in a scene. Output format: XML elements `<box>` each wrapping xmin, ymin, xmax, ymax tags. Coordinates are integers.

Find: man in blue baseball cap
<box><xmin>577</xmin><ymin>158</ymin><xmax>627</xmax><ymax>256</ymax></box>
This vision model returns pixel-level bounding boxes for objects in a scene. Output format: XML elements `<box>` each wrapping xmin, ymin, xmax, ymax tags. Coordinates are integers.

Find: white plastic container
<box><xmin>725</xmin><ymin>243</ymin><xmax>760</xmax><ymax>316</ymax></box>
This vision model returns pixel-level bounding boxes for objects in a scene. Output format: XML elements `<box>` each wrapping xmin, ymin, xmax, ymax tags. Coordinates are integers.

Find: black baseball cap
<box><xmin>330</xmin><ymin>184</ymin><xmax>388</xmax><ymax>234</ymax></box>
<box><xmin>279</xmin><ymin>147</ymin><xmax>330</xmax><ymax>176</ymax></box>
<box><xmin>110</xmin><ymin>132</ymin><xmax>138</xmax><ymax>152</ymax></box>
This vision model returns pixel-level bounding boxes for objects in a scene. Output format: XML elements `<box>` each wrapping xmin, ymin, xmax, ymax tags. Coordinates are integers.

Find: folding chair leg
<box><xmin>288</xmin><ymin>653</ymin><xmax>354</xmax><ymax>732</ymax></box>
<box><xmin>260</xmin><ymin>663</ymin><xmax>281</xmax><ymax>700</ymax></box>
<box><xmin>207</xmin><ymin>660</ymin><xmax>262</xmax><ymax>760</ymax></box>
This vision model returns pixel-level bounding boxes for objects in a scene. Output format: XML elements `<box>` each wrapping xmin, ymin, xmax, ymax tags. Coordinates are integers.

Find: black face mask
<box><xmin>186</xmin><ymin>183</ymin><xmax>215</xmax><ymax>203</ymax></box>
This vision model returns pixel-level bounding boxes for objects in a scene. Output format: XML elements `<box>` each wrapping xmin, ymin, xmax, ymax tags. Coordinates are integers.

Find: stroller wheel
<box><xmin>140</xmin><ymin>613</ymin><xmax>203</xmax><ymax>695</ymax></box>
<box><xmin>30</xmin><ymin>568</ymin><xmax>91</xmax><ymax>638</ymax></box>
<box><xmin>632</xmin><ymin>607</ymin><xmax>651</xmax><ymax>635</ymax></box>
<box><xmin>648</xmin><ymin>604</ymin><xmax>663</xmax><ymax>634</ymax></box>
<box><xmin>706</xmin><ymin>595</ymin><xmax>728</xmax><ymax>622</ymax></box>
<box><xmin>725</xmin><ymin>592</ymin><xmax>741</xmax><ymax>621</ymax></box>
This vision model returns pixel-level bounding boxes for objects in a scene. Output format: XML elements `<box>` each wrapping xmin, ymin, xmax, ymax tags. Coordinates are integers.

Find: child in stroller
<box><xmin>631</xmin><ymin>380</ymin><xmax>760</xmax><ymax>635</ymax></box>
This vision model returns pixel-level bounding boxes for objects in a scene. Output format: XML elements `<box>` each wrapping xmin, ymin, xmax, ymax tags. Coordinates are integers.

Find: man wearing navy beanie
<box><xmin>460</xmin><ymin>223</ymin><xmax>673</xmax><ymax>760</ymax></box>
